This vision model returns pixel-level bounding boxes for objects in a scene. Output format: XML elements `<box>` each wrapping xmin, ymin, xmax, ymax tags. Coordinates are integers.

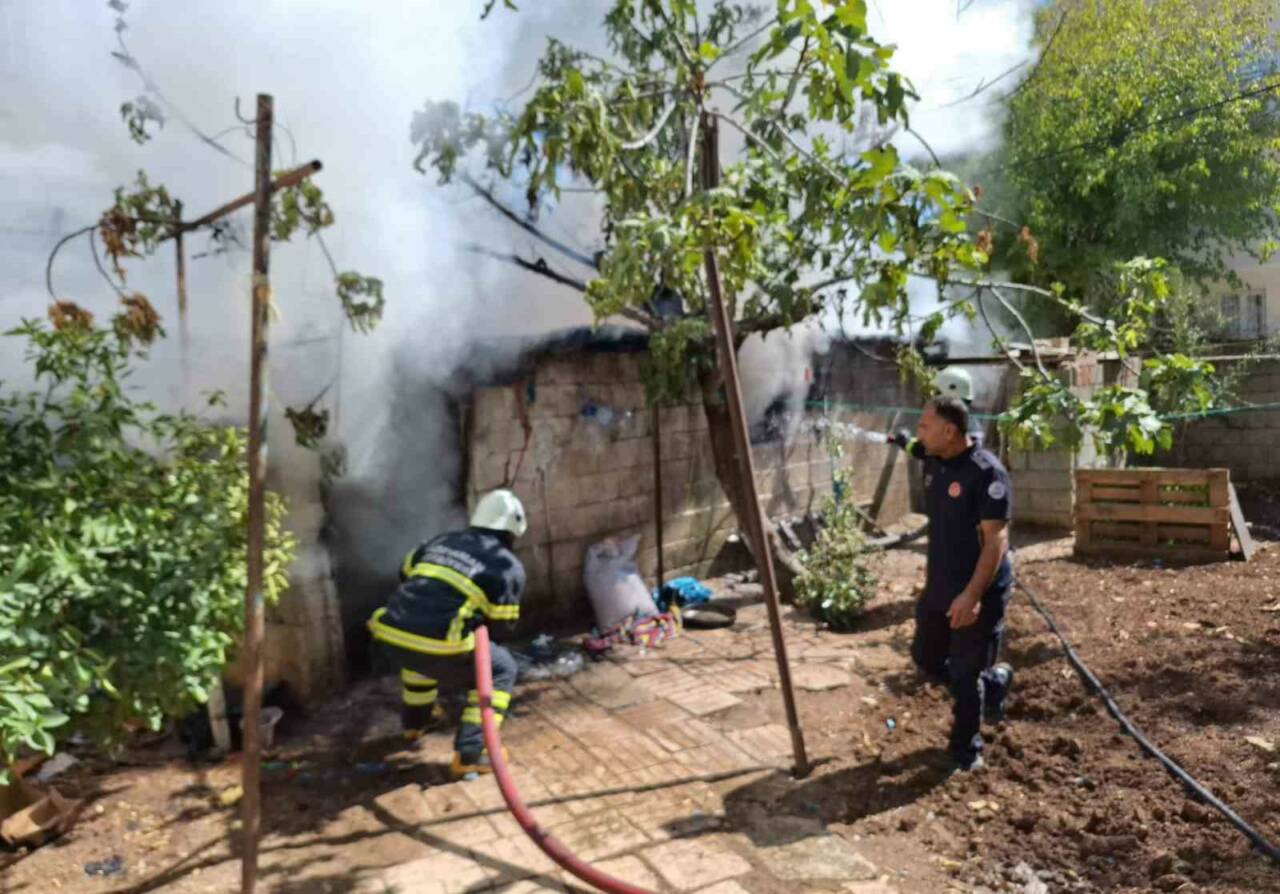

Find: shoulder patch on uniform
<box><xmin>988</xmin><ymin>480</ymin><xmax>1008</xmax><ymax>501</ymax></box>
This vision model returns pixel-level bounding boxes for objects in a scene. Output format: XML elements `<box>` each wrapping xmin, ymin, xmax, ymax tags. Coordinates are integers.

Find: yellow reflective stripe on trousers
<box><xmin>467</xmin><ymin>690</ymin><xmax>511</xmax><ymax>711</ymax></box>
<box><xmin>367</xmin><ymin>608</ymin><xmax>474</xmax><ymax>655</ymax></box>
<box><xmin>460</xmin><ymin>706</ymin><xmax>504</xmax><ymax>726</ymax></box>
<box><xmin>400</xmin><ymin>669</ymin><xmax>436</xmax><ymax>686</ymax></box>
<box><xmin>402</xmin><ymin>687</ymin><xmax>438</xmax><ymax>706</ymax></box>
<box><xmin>406</xmin><ymin>563</ymin><xmax>520</xmax><ymax>623</ymax></box>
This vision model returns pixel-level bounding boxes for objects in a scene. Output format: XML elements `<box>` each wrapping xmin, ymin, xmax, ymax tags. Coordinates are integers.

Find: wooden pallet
<box><xmin>1074</xmin><ymin>468</ymin><xmax>1231</xmax><ymax>563</ymax></box>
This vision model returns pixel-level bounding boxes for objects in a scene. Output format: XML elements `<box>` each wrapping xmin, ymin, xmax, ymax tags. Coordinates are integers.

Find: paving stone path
<box><xmin>346</xmin><ymin>600</ymin><xmax>920</xmax><ymax>894</ymax></box>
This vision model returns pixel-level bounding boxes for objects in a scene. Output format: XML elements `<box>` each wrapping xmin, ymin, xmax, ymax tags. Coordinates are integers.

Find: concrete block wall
<box><xmin>1162</xmin><ymin>358</ymin><xmax>1280</xmax><ymax>482</ymax></box>
<box><xmin>1005</xmin><ymin>354</ymin><xmax>1127</xmax><ymax>528</ymax></box>
<box><xmin>466</xmin><ymin>343</ymin><xmax>914</xmax><ymax>627</ymax></box>
<box><xmin>225</xmin><ymin>403</ymin><xmax>346</xmax><ymax>706</ymax></box>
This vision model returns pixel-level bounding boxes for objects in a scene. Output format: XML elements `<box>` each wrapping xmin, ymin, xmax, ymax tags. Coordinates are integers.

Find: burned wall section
<box><xmin>465</xmin><ymin>335</ymin><xmax>917</xmax><ymax>628</ymax></box>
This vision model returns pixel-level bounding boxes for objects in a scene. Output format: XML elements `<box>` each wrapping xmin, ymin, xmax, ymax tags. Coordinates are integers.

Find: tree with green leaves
<box><xmin>985</xmin><ymin>0</ymin><xmax>1280</xmax><ymax>328</ymax></box>
<box><xmin>0</xmin><ymin>313</ymin><xmax>295</xmax><ymax>778</ymax></box>
<box><xmin>412</xmin><ymin>0</ymin><xmax>1224</xmax><ymax>595</ymax></box>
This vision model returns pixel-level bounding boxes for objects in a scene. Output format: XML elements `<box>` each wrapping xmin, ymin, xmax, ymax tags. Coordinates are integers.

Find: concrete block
<box><xmin>529</xmin><ymin>384</ymin><xmax>579</xmax><ymax>418</ymax></box>
<box><xmin>1027</xmin><ymin>449</ymin><xmax>1074</xmax><ymax>472</ymax></box>
<box><xmin>1011</xmin><ymin>469</ymin><xmax>1070</xmax><ymax>492</ymax></box>
<box><xmin>550</xmin><ymin>538</ymin><xmax>588</xmax><ymax>572</ymax></box>
<box><xmin>537</xmin><ymin>357</ymin><xmax>579</xmax><ymax>385</ymax></box>
<box><xmin>547</xmin><ymin>508</ymin><xmax>588</xmax><ymax>541</ymax></box>
<box><xmin>663</xmin><ymin>507</ymin><xmax>721</xmax><ymax>544</ymax></box>
<box><xmin>559</xmin><ymin>446</ymin><xmax>602</xmax><ymax>476</ymax></box>
<box><xmin>1029</xmin><ymin>490</ymin><xmax>1073</xmax><ymax>515</ymax></box>
<box><xmin>544</xmin><ymin>475</ymin><xmax>581</xmax><ymax>511</ymax></box>
<box><xmin>470</xmin><ymin>451</ymin><xmax>509</xmax><ymax>492</ymax></box>
<box><xmin>473</xmin><ymin>387</ymin><xmax>517</xmax><ymax>431</ymax></box>
<box><xmin>607</xmin><ymin>381</ymin><xmax>647</xmax><ymax>409</ymax></box>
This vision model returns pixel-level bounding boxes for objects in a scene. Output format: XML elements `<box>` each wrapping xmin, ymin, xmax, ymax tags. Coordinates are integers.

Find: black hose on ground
<box><xmin>1014</xmin><ymin>573</ymin><xmax>1280</xmax><ymax>867</ymax></box>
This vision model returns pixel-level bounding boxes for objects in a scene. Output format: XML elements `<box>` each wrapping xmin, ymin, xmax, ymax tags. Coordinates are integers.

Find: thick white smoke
<box><xmin>1</xmin><ymin>0</ymin><xmax>1034</xmax><ymax>642</ymax></box>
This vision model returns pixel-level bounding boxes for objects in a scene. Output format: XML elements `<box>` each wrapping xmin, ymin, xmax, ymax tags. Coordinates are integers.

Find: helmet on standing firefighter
<box><xmin>470</xmin><ymin>489</ymin><xmax>528</xmax><ymax>538</ymax></box>
<box><xmin>932</xmin><ymin>367</ymin><xmax>974</xmax><ymax>404</ymax></box>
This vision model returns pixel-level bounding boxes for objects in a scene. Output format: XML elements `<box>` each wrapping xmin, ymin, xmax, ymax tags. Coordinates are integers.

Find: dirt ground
<box><xmin>3</xmin><ymin>529</ymin><xmax>1280</xmax><ymax>894</ymax></box>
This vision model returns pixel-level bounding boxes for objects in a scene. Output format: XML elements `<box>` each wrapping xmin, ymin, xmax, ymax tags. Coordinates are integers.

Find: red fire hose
<box><xmin>473</xmin><ymin>625</ymin><xmax>655</xmax><ymax>894</ymax></box>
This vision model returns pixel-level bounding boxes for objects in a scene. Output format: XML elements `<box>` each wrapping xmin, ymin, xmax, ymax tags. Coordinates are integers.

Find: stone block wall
<box><xmin>1159</xmin><ymin>358</ymin><xmax>1280</xmax><ymax>482</ymax></box>
<box><xmin>224</xmin><ymin>403</ymin><xmax>346</xmax><ymax>706</ymax></box>
<box><xmin>1005</xmin><ymin>354</ymin><xmax>1129</xmax><ymax>528</ymax></box>
<box><xmin>465</xmin><ymin>342</ymin><xmax>915</xmax><ymax>627</ymax></box>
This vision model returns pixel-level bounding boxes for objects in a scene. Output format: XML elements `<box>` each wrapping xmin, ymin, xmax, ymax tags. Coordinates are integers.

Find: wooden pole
<box><xmin>652</xmin><ymin>403</ymin><xmax>665</xmax><ymax>586</ymax></box>
<box><xmin>241</xmin><ymin>93</ymin><xmax>274</xmax><ymax>894</ymax></box>
<box><xmin>174</xmin><ymin>201</ymin><xmax>192</xmax><ymax>403</ymax></box>
<box><xmin>699</xmin><ymin>112</ymin><xmax>809</xmax><ymax>777</ymax></box>
<box><xmin>158</xmin><ymin>159</ymin><xmax>321</xmax><ymax>244</ymax></box>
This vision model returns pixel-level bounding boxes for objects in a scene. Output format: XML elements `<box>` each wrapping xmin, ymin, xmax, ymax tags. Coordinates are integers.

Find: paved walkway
<box><xmin>349</xmin><ymin>591</ymin><xmax>920</xmax><ymax>894</ymax></box>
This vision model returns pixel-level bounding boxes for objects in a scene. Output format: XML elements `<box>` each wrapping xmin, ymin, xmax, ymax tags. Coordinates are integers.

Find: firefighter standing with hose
<box><xmin>889</xmin><ymin>395</ymin><xmax>1015</xmax><ymax>772</ymax></box>
<box><xmin>367</xmin><ymin>488</ymin><xmax>527</xmax><ymax>781</ymax></box>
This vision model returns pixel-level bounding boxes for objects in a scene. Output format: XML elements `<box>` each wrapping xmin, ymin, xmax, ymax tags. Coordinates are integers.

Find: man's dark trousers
<box><xmin>911</xmin><ymin>592</ymin><xmax>1008</xmax><ymax>762</ymax></box>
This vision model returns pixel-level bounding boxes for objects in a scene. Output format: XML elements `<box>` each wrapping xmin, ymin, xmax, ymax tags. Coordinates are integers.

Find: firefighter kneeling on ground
<box><xmin>367</xmin><ymin>489</ymin><xmax>527</xmax><ymax>781</ymax></box>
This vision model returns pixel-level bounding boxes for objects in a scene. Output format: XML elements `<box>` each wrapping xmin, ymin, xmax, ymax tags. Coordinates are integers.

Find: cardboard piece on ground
<box><xmin>0</xmin><ymin>776</ymin><xmax>79</xmax><ymax>846</ymax></box>
<box><xmin>1228</xmin><ymin>483</ymin><xmax>1256</xmax><ymax>561</ymax></box>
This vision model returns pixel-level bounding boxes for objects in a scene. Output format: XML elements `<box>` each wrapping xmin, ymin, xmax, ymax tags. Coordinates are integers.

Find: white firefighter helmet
<box><xmin>470</xmin><ymin>489</ymin><xmax>528</xmax><ymax>538</ymax></box>
<box><xmin>933</xmin><ymin>366</ymin><xmax>974</xmax><ymax>403</ymax></box>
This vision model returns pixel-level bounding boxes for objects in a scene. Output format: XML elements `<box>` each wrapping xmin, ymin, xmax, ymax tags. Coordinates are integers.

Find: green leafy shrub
<box><xmin>796</xmin><ymin>445</ymin><xmax>879</xmax><ymax>632</ymax></box>
<box><xmin>0</xmin><ymin>305</ymin><xmax>295</xmax><ymax>779</ymax></box>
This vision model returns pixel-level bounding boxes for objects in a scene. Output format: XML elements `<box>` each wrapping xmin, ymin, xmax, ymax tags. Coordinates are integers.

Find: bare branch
<box><xmin>970</xmin><ymin>206</ymin><xmax>1023</xmax><ymax>232</ymax></box>
<box><xmin>88</xmin><ymin>230</ymin><xmax>126</xmax><ymax>299</ymax></box>
<box><xmin>709</xmin><ymin>111</ymin><xmax>789</xmax><ymax>171</ymax></box>
<box><xmin>45</xmin><ymin>225</ymin><xmax>97</xmax><ymax>299</ymax></box>
<box><xmin>971</xmin><ymin>279</ymin><xmax>1032</xmax><ymax>378</ymax></box>
<box><xmin>905</xmin><ymin>126</ymin><xmax>942</xmax><ymax>169</ymax></box>
<box><xmin>928</xmin><ymin>58</ymin><xmax>1026</xmax><ymax>110</ymax></box>
<box><xmin>684</xmin><ymin>111</ymin><xmax>700</xmax><ymax>199</ymax></box>
<box><xmin>779</xmin><ymin>37</ymin><xmax>811</xmax><ymax>112</ymax></box>
<box><xmin>465</xmin><ymin>244</ymin><xmax>588</xmax><ymax>291</ymax></box>
<box><xmin>987</xmin><ymin>285</ymin><xmax>1049</xmax><ymax>377</ymax></box>
<box><xmin>952</xmin><ymin>277</ymin><xmax>1107</xmax><ymax>325</ymax></box>
<box><xmin>115</xmin><ymin>30</ymin><xmax>251</xmax><ymax>168</ymax></box>
<box><xmin>461</xmin><ymin>173</ymin><xmax>598</xmax><ymax>269</ymax></box>
<box><xmin>463</xmin><ymin>244</ymin><xmax>655</xmax><ymax>332</ymax></box>
<box><xmin>653</xmin><ymin>5</ymin><xmax>700</xmax><ymax>71</ymax></box>
<box><xmin>709</xmin><ymin>85</ymin><xmax>846</xmax><ymax>184</ymax></box>
<box><xmin>1004</xmin><ymin>10</ymin><xmax>1068</xmax><ymax>102</ymax></box>
<box><xmin>315</xmin><ymin>231</ymin><xmax>341</xmax><ymax>279</ymax></box>
<box><xmin>621</xmin><ymin>100</ymin><xmax>678</xmax><ymax>149</ymax></box>
<box><xmin>713</xmin><ymin>18</ymin><xmax>776</xmax><ymax>64</ymax></box>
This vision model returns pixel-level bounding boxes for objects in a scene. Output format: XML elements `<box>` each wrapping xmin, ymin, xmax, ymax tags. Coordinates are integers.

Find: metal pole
<box><xmin>652</xmin><ymin>403</ymin><xmax>665</xmax><ymax>586</ymax></box>
<box><xmin>698</xmin><ymin>112</ymin><xmax>809</xmax><ymax>777</ymax></box>
<box><xmin>241</xmin><ymin>92</ymin><xmax>273</xmax><ymax>894</ymax></box>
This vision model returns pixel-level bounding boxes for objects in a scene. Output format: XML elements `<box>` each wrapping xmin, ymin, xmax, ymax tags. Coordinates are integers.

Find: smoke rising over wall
<box><xmin>1</xmin><ymin>1</ymin><xmax>1033</xmax><ymax>643</ymax></box>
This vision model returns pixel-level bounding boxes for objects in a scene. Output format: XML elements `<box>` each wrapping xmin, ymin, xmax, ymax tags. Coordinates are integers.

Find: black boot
<box><xmin>983</xmin><ymin>663</ymin><xmax>1014</xmax><ymax>723</ymax></box>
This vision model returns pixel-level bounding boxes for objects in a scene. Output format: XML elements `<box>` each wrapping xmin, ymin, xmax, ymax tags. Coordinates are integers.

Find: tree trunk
<box><xmin>696</xmin><ymin>364</ymin><xmax>805</xmax><ymax>603</ymax></box>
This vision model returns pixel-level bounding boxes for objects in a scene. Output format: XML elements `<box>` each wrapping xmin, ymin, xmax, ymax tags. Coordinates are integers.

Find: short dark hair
<box><xmin>927</xmin><ymin>396</ymin><xmax>970</xmax><ymax>437</ymax></box>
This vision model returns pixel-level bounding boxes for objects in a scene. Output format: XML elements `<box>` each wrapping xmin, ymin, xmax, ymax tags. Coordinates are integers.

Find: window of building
<box><xmin>1219</xmin><ymin>292</ymin><xmax>1267</xmax><ymax>339</ymax></box>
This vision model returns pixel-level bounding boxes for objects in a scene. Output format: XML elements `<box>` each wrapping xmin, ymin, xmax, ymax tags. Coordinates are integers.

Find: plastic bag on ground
<box><xmin>583</xmin><ymin>534</ymin><xmax>658</xmax><ymax>630</ymax></box>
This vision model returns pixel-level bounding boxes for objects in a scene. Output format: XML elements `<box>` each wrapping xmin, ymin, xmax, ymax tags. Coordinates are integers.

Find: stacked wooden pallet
<box><xmin>1073</xmin><ymin>468</ymin><xmax>1232</xmax><ymax>563</ymax></box>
